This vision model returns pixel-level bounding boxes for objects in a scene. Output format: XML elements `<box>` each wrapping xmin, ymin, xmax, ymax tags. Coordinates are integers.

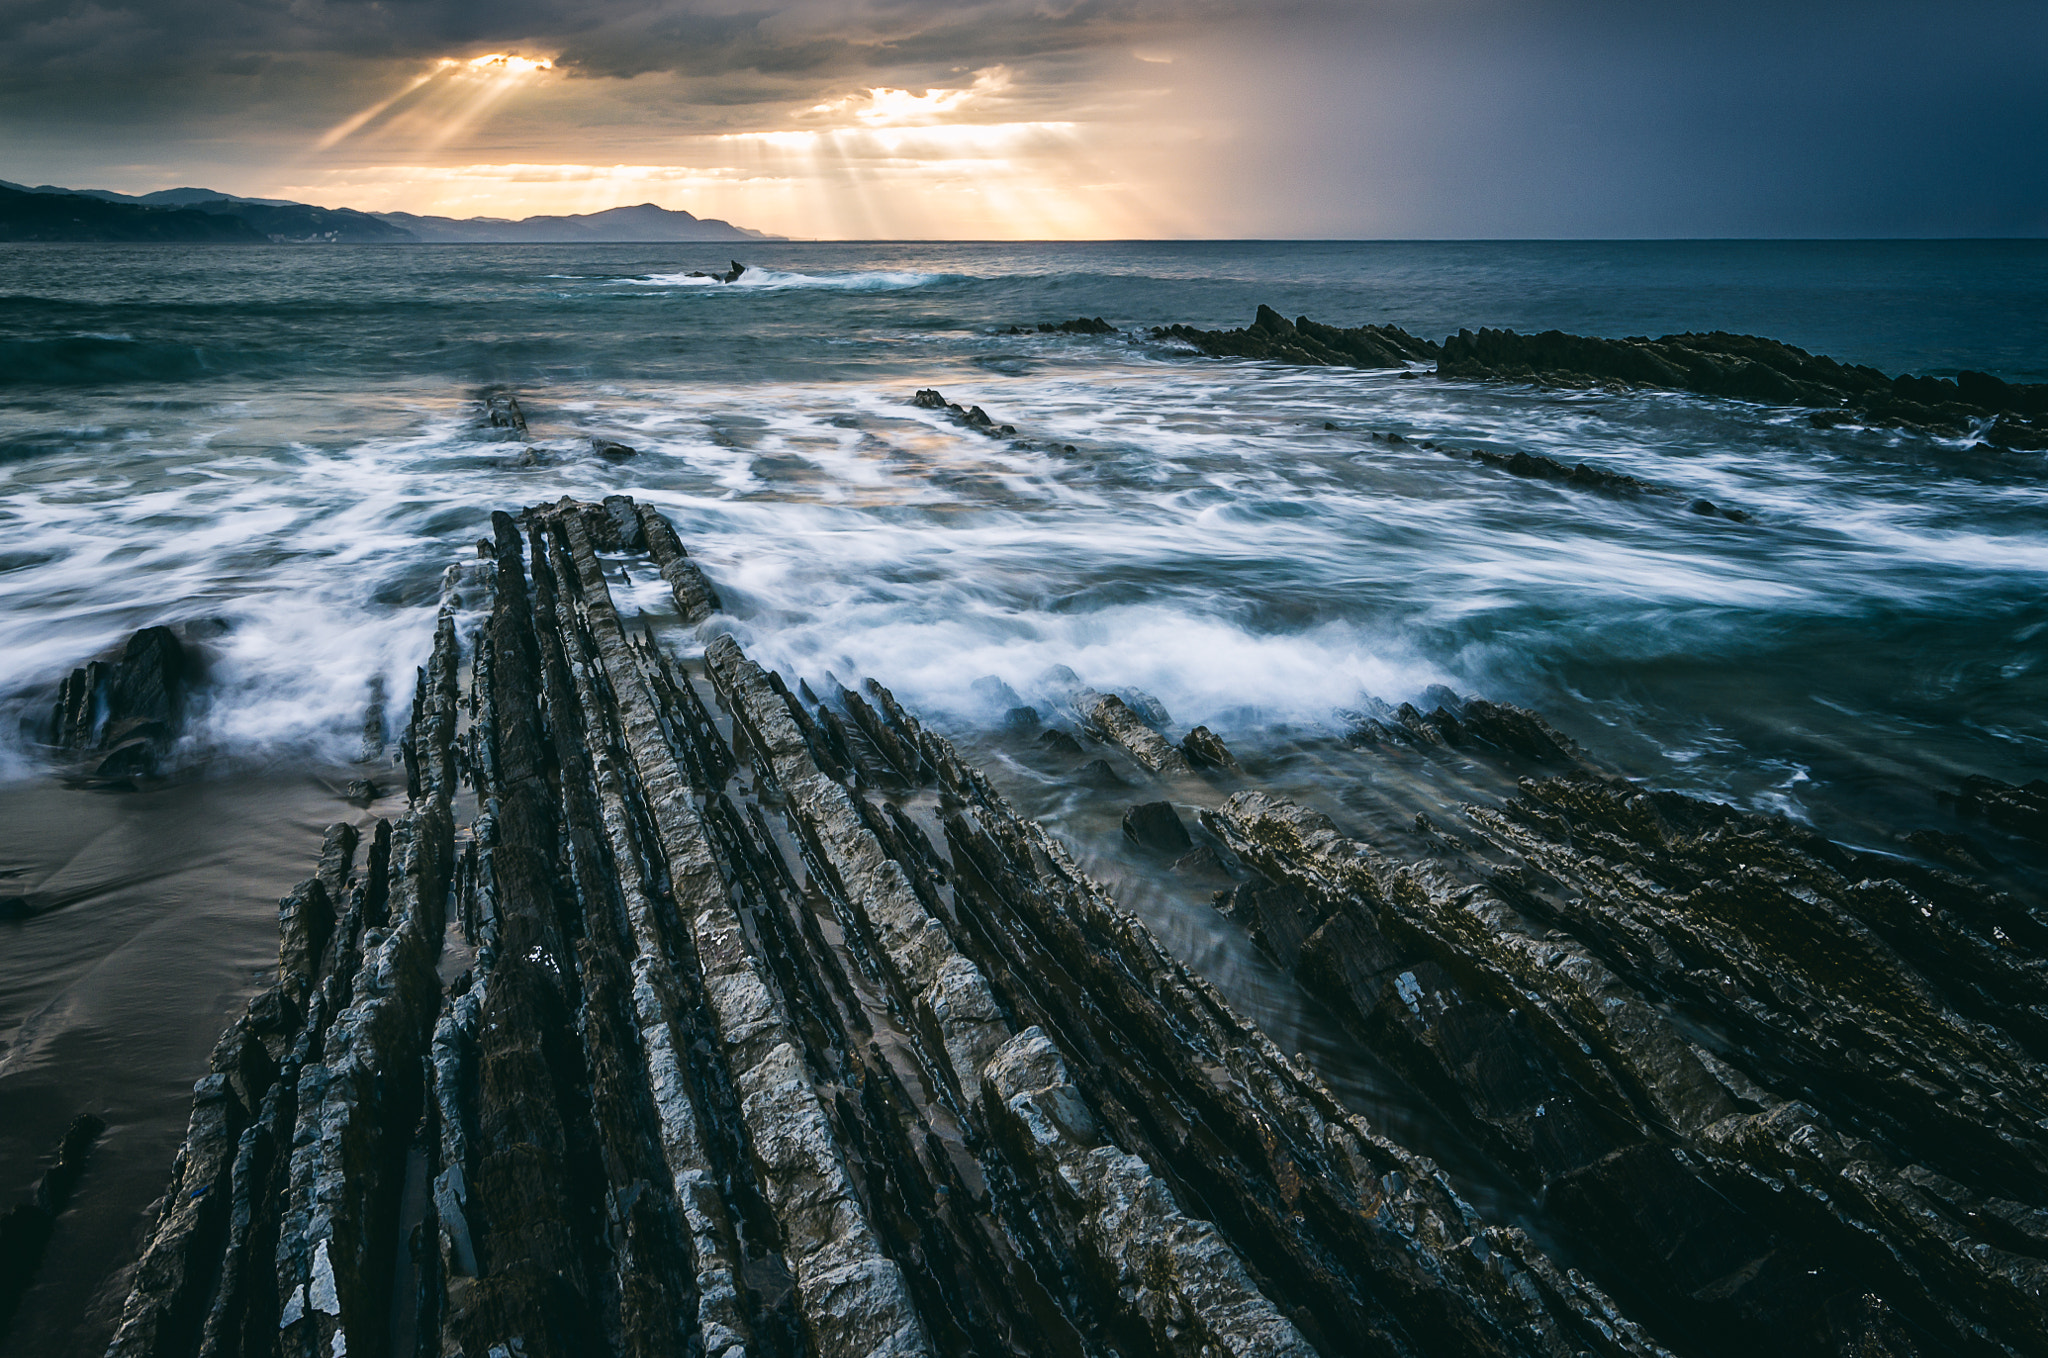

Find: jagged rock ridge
<box><xmin>99</xmin><ymin>496</ymin><xmax>1667</xmax><ymax>1358</ymax></box>
<box><xmin>1204</xmin><ymin>734</ymin><xmax>2048</xmax><ymax>1354</ymax></box>
<box><xmin>1155</xmin><ymin>305</ymin><xmax>1443</xmax><ymax>369</ymax></box>
<box><xmin>91</xmin><ymin>495</ymin><xmax>2048</xmax><ymax>1358</ymax></box>
<box><xmin>1158</xmin><ymin>305</ymin><xmax>2048</xmax><ymax>451</ymax></box>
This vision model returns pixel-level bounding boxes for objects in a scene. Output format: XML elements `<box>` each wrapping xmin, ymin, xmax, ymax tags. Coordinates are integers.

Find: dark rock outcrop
<box><xmin>590</xmin><ymin>437</ymin><xmax>637</xmax><ymax>460</ymax></box>
<box><xmin>1153</xmin><ymin>305</ymin><xmax>1441</xmax><ymax>369</ymax></box>
<box><xmin>1083</xmin><ymin>693</ymin><xmax>1189</xmax><ymax>775</ymax></box>
<box><xmin>0</xmin><ymin>1114</ymin><xmax>106</xmax><ymax>1341</ymax></box>
<box><xmin>1204</xmin><ymin>758</ymin><xmax>2048</xmax><ymax>1356</ymax></box>
<box><xmin>1467</xmin><ymin>447</ymin><xmax>1656</xmax><ymax>495</ymax></box>
<box><xmin>1121</xmin><ymin>800</ymin><xmax>1192</xmax><ymax>853</ymax></box>
<box><xmin>1345</xmin><ymin>690</ymin><xmax>1580</xmax><ymax>764</ymax></box>
<box><xmin>685</xmin><ymin>259</ymin><xmax>747</xmax><ymax>283</ymax></box>
<box><xmin>481</xmin><ymin>387</ymin><xmax>528</xmax><ymax>437</ymax></box>
<box><xmin>1035</xmin><ymin>727</ymin><xmax>1084</xmax><ymax>756</ymax></box>
<box><xmin>1154</xmin><ymin>306</ymin><xmax>2048</xmax><ymax>449</ymax></box>
<box><xmin>1005</xmin><ymin>317</ymin><xmax>1116</xmax><ymax>336</ymax></box>
<box><xmin>1437</xmin><ymin>326</ymin><xmax>2048</xmax><ymax>450</ymax></box>
<box><xmin>108</xmin><ymin>496</ymin><xmax>2043</xmax><ymax>1358</ymax></box>
<box><xmin>104</xmin><ymin>497</ymin><xmax>1673</xmax><ymax>1358</ymax></box>
<box><xmin>910</xmin><ymin>388</ymin><xmax>1016</xmax><ymax>436</ymax></box>
<box><xmin>1179</xmin><ymin>725</ymin><xmax>1238</xmax><ymax>770</ymax></box>
<box><xmin>1942</xmin><ymin>775</ymin><xmax>2048</xmax><ymax>846</ymax></box>
<box><xmin>48</xmin><ymin>625</ymin><xmax>195</xmax><ymax>775</ymax></box>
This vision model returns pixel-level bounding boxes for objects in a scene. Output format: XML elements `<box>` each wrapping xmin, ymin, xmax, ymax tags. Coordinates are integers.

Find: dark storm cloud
<box><xmin>1188</xmin><ymin>0</ymin><xmax>2048</xmax><ymax>237</ymax></box>
<box><xmin>1</xmin><ymin>0</ymin><xmax>2042</xmax><ymax>235</ymax></box>
<box><xmin>0</xmin><ymin>0</ymin><xmax>1236</xmax><ymax>82</ymax></box>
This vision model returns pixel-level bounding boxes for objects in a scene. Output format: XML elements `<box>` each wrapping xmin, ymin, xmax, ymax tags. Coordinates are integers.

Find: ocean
<box><xmin>1</xmin><ymin>239</ymin><xmax>2044</xmax><ymax>1354</ymax></box>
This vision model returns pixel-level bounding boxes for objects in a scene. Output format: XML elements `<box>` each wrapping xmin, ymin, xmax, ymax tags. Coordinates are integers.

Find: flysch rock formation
<box><xmin>1157</xmin><ymin>306</ymin><xmax>2048</xmax><ymax>452</ymax></box>
<box><xmin>94</xmin><ymin>492</ymin><xmax>2048</xmax><ymax>1358</ymax></box>
<box><xmin>100</xmin><ymin>495</ymin><xmax>1676</xmax><ymax>1358</ymax></box>
<box><xmin>1153</xmin><ymin>306</ymin><xmax>1442</xmax><ymax>371</ymax></box>
<box><xmin>1435</xmin><ymin>327</ymin><xmax>2048</xmax><ymax>450</ymax></box>
<box><xmin>1202</xmin><ymin>732</ymin><xmax>2048</xmax><ymax>1354</ymax></box>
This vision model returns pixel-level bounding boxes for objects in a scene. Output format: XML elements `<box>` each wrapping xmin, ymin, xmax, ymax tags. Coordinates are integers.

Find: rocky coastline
<box><xmin>1132</xmin><ymin>305</ymin><xmax>2048</xmax><ymax>451</ymax></box>
<box><xmin>5</xmin><ymin>483</ymin><xmax>2027</xmax><ymax>1358</ymax></box>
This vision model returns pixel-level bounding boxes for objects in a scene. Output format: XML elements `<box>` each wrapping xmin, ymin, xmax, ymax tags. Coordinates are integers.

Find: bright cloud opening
<box><xmin>459</xmin><ymin>54</ymin><xmax>554</xmax><ymax>76</ymax></box>
<box><xmin>806</xmin><ymin>68</ymin><xmax>1013</xmax><ymax>129</ymax></box>
<box><xmin>283</xmin><ymin>57</ymin><xmax>1192</xmax><ymax>239</ymax></box>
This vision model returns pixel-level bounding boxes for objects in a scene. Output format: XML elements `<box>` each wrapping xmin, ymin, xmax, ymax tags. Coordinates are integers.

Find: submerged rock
<box><xmin>480</xmin><ymin>387</ymin><xmax>527</xmax><ymax>437</ymax></box>
<box><xmin>1121</xmin><ymin>800</ymin><xmax>1192</xmax><ymax>853</ymax></box>
<box><xmin>1077</xmin><ymin>757</ymin><xmax>1126</xmax><ymax>789</ymax></box>
<box><xmin>1007</xmin><ymin>316</ymin><xmax>1116</xmax><ymax>335</ymax></box>
<box><xmin>0</xmin><ymin>1113</ymin><xmax>106</xmax><ymax>1340</ymax></box>
<box><xmin>1036</xmin><ymin>727</ymin><xmax>1084</xmax><ymax>756</ymax></box>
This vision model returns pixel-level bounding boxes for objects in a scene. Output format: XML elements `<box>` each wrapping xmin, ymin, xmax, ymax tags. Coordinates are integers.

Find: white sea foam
<box><xmin>625</xmin><ymin>267</ymin><xmax>940</xmax><ymax>292</ymax></box>
<box><xmin>1</xmin><ymin>346</ymin><xmax>2041</xmax><ymax>828</ymax></box>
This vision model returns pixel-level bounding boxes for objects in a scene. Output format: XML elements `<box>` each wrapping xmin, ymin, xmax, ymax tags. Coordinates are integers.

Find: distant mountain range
<box><xmin>0</xmin><ymin>179</ymin><xmax>781</xmax><ymax>243</ymax></box>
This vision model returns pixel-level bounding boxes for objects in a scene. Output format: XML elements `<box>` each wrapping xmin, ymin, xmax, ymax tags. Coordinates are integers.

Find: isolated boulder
<box><xmin>50</xmin><ymin>625</ymin><xmax>195</xmax><ymax>773</ymax></box>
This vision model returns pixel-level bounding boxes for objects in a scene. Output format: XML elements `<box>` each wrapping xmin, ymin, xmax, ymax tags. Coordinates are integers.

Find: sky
<box><xmin>2</xmin><ymin>0</ymin><xmax>2044</xmax><ymax>239</ymax></box>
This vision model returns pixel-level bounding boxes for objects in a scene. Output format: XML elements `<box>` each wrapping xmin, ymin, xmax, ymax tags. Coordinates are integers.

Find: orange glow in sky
<box><xmin>278</xmin><ymin>57</ymin><xmax>1190</xmax><ymax>238</ymax></box>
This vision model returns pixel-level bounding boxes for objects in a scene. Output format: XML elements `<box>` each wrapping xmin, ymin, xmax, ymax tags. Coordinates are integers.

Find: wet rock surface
<box><xmin>0</xmin><ymin>1114</ymin><xmax>106</xmax><ymax>1341</ymax></box>
<box><xmin>1002</xmin><ymin>317</ymin><xmax>1117</xmax><ymax>336</ymax></box>
<box><xmin>1203</xmin><ymin>749</ymin><xmax>2048</xmax><ymax>1355</ymax></box>
<box><xmin>104</xmin><ymin>496</ymin><xmax>1704</xmax><ymax>1358</ymax></box>
<box><xmin>686</xmin><ymin>260</ymin><xmax>748</xmax><ymax>284</ymax></box>
<box><xmin>1435</xmin><ymin>326</ymin><xmax>2048</xmax><ymax>449</ymax></box>
<box><xmin>1161</xmin><ymin>308</ymin><xmax>2048</xmax><ymax>450</ymax></box>
<box><xmin>1454</xmin><ymin>448</ymin><xmax>1752</xmax><ymax>521</ymax></box>
<box><xmin>1943</xmin><ymin>775</ymin><xmax>2048</xmax><ymax>847</ymax></box>
<box><xmin>480</xmin><ymin>388</ymin><xmax>527</xmax><ymax>438</ymax></box>
<box><xmin>46</xmin><ymin>625</ymin><xmax>200</xmax><ymax>778</ymax></box>
<box><xmin>909</xmin><ymin>388</ymin><xmax>1016</xmax><ymax>437</ymax></box>
<box><xmin>1154</xmin><ymin>305</ymin><xmax>1442</xmax><ymax>369</ymax></box>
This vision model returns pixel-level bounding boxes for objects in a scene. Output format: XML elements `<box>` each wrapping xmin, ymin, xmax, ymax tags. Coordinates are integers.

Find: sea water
<box><xmin>1</xmin><ymin>239</ymin><xmax>2044</xmax><ymax>1352</ymax></box>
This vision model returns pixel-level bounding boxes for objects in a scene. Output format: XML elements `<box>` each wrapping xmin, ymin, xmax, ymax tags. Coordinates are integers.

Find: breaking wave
<box><xmin>625</xmin><ymin>267</ymin><xmax>942</xmax><ymax>292</ymax></box>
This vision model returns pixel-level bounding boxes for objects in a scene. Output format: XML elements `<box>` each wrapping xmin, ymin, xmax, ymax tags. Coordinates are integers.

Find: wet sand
<box><xmin>0</xmin><ymin>768</ymin><xmax>408</xmax><ymax>1358</ymax></box>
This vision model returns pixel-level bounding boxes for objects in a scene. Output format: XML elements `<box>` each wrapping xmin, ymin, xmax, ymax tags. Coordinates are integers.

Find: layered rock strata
<box><xmin>1158</xmin><ymin>306</ymin><xmax>2048</xmax><ymax>450</ymax></box>
<box><xmin>1437</xmin><ymin>327</ymin><xmax>2048</xmax><ymax>448</ymax></box>
<box><xmin>48</xmin><ymin>625</ymin><xmax>196</xmax><ymax>776</ymax></box>
<box><xmin>1205</xmin><ymin>755</ymin><xmax>2048</xmax><ymax>1355</ymax></box>
<box><xmin>1154</xmin><ymin>305</ymin><xmax>1441</xmax><ymax>369</ymax></box>
<box><xmin>104</xmin><ymin>496</ymin><xmax>1672</xmax><ymax>1358</ymax></box>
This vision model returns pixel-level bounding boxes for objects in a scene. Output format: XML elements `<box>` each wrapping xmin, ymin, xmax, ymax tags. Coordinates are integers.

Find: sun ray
<box><xmin>314</xmin><ymin>69</ymin><xmax>443</xmax><ymax>151</ymax></box>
